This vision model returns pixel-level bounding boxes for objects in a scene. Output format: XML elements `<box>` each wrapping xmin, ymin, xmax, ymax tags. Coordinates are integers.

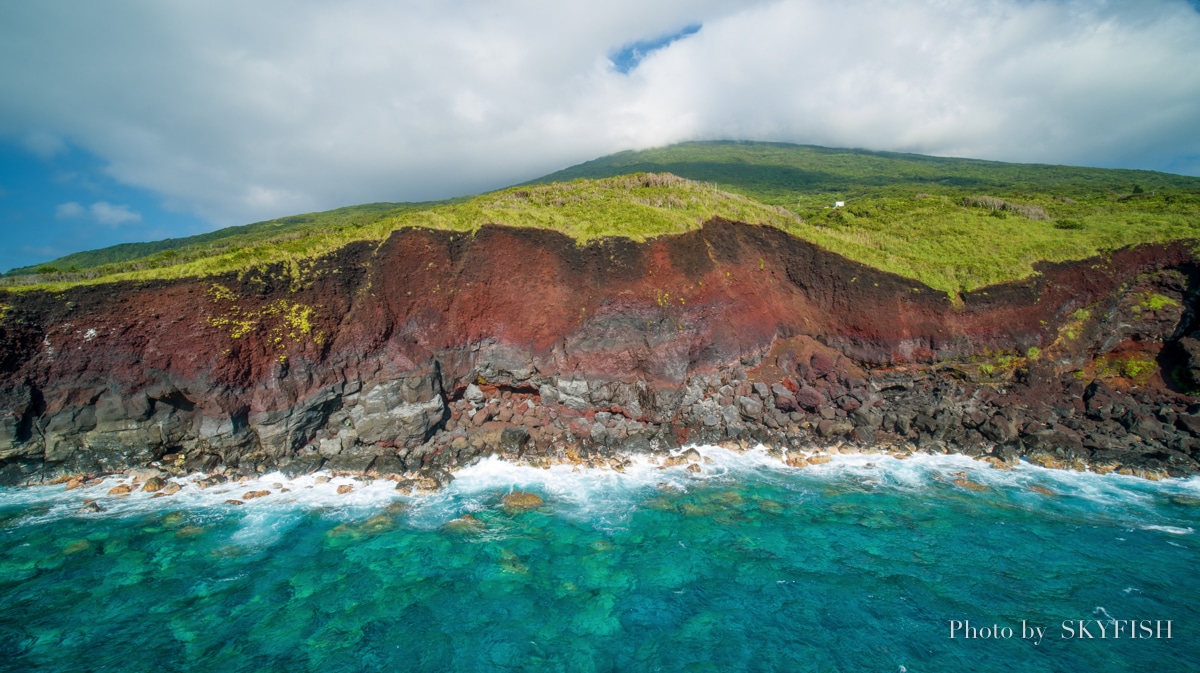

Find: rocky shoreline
<box><xmin>31</xmin><ymin>356</ymin><xmax>1200</xmax><ymax>495</ymax></box>
<box><xmin>4</xmin><ymin>222</ymin><xmax>1200</xmax><ymax>486</ymax></box>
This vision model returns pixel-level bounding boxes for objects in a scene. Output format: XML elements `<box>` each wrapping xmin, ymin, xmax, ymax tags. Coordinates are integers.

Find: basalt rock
<box><xmin>2</xmin><ymin>222</ymin><xmax>1200</xmax><ymax>484</ymax></box>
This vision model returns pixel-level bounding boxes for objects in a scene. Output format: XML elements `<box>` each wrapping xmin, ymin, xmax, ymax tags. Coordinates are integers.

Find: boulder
<box><xmin>369</xmin><ymin>455</ymin><xmax>405</xmax><ymax>478</ymax></box>
<box><xmin>500</xmin><ymin>426</ymin><xmax>530</xmax><ymax>455</ymax></box>
<box><xmin>280</xmin><ymin>454</ymin><xmax>324</xmax><ymax>478</ymax></box>
<box><xmin>141</xmin><ymin>476</ymin><xmax>166</xmax><ymax>493</ymax></box>
<box><xmin>324</xmin><ymin>453</ymin><xmax>375</xmax><ymax>475</ymax></box>
<box><xmin>502</xmin><ymin>490</ymin><xmax>544</xmax><ymax>514</ymax></box>
<box><xmin>737</xmin><ymin>396</ymin><xmax>764</xmax><ymax>420</ymax></box>
<box><xmin>793</xmin><ymin>387</ymin><xmax>825</xmax><ymax>411</ymax></box>
<box><xmin>350</xmin><ymin>379</ymin><xmax>445</xmax><ymax>447</ymax></box>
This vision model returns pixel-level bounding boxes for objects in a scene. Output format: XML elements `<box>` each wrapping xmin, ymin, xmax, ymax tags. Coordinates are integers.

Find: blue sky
<box><xmin>610</xmin><ymin>25</ymin><xmax>702</xmax><ymax>75</ymax></box>
<box><xmin>0</xmin><ymin>141</ymin><xmax>208</xmax><ymax>271</ymax></box>
<box><xmin>2</xmin><ymin>0</ymin><xmax>1199</xmax><ymax>273</ymax></box>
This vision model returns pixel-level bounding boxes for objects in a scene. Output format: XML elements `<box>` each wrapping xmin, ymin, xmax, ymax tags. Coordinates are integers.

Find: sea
<box><xmin>1</xmin><ymin>446</ymin><xmax>1196</xmax><ymax>672</ymax></box>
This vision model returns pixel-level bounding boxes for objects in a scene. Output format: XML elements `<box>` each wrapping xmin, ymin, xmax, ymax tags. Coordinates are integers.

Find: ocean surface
<box><xmin>1</xmin><ymin>447</ymin><xmax>1197</xmax><ymax>673</ymax></box>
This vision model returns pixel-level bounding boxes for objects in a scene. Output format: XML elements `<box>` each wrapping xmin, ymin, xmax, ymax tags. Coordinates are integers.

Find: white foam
<box><xmin>406</xmin><ymin>446</ymin><xmax>783</xmax><ymax>529</ymax></box>
<box><xmin>1</xmin><ymin>444</ymin><xmax>1197</xmax><ymax>537</ymax></box>
<box><xmin>1141</xmin><ymin>525</ymin><xmax>1194</xmax><ymax>535</ymax></box>
<box><xmin>0</xmin><ymin>470</ymin><xmax>402</xmax><ymax>529</ymax></box>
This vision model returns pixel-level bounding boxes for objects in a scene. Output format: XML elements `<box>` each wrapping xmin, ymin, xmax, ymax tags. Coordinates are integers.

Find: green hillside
<box><xmin>3</xmin><ymin>200</ymin><xmax>453</xmax><ymax>277</ymax></box>
<box><xmin>532</xmin><ymin>141</ymin><xmax>1200</xmax><ymax>206</ymax></box>
<box><xmin>533</xmin><ymin>142</ymin><xmax>1200</xmax><ymax>291</ymax></box>
<box><xmin>3</xmin><ymin>141</ymin><xmax>1199</xmax><ymax>296</ymax></box>
<box><xmin>0</xmin><ymin>174</ymin><xmax>800</xmax><ymax>293</ymax></box>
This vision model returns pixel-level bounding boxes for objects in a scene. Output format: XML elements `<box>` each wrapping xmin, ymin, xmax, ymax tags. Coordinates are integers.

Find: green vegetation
<box><xmin>5</xmin><ymin>174</ymin><xmax>798</xmax><ymax>293</ymax></box>
<box><xmin>206</xmin><ymin>283</ymin><xmax>325</xmax><ymax>347</ymax></box>
<box><xmin>532</xmin><ymin>142</ymin><xmax>1200</xmax><ymax>295</ymax></box>
<box><xmin>4</xmin><ymin>141</ymin><xmax>1199</xmax><ymax>296</ymax></box>
<box><xmin>3</xmin><ymin>201</ymin><xmax>441</xmax><ymax>278</ymax></box>
<box><xmin>1136</xmin><ymin>292</ymin><xmax>1179</xmax><ymax>311</ymax></box>
<box><xmin>1095</xmin><ymin>353</ymin><xmax>1159</xmax><ymax>382</ymax></box>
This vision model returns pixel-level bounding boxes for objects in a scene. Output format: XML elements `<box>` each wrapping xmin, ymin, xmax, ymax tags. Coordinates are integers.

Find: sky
<box><xmin>1</xmin><ymin>0</ymin><xmax>1199</xmax><ymax>273</ymax></box>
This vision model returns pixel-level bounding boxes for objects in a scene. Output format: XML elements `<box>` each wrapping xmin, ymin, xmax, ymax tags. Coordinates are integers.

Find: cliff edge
<box><xmin>3</xmin><ymin>220</ymin><xmax>1200</xmax><ymax>486</ymax></box>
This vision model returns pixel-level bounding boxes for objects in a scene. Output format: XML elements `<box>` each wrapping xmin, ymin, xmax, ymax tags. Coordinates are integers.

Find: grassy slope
<box><xmin>3</xmin><ymin>201</ymin><xmax>452</xmax><ymax>277</ymax></box>
<box><xmin>534</xmin><ymin>141</ymin><xmax>1200</xmax><ymax>291</ymax></box>
<box><xmin>2</xmin><ymin>174</ymin><xmax>800</xmax><ymax>293</ymax></box>
<box><xmin>4</xmin><ymin>141</ymin><xmax>1199</xmax><ymax>295</ymax></box>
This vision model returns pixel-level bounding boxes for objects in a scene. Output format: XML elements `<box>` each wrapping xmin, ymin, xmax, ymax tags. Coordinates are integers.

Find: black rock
<box><xmin>280</xmin><ymin>454</ymin><xmax>326</xmax><ymax>478</ymax></box>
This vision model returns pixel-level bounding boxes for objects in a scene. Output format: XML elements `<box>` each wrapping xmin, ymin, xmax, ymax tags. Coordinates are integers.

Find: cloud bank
<box><xmin>55</xmin><ymin>200</ymin><xmax>142</xmax><ymax>226</ymax></box>
<box><xmin>1</xmin><ymin>0</ymin><xmax>1197</xmax><ymax>229</ymax></box>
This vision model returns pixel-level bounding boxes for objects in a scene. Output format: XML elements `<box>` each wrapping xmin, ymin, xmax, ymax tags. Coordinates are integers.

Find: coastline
<box><xmin>4</xmin><ymin>224</ymin><xmax>1200</xmax><ymax>488</ymax></box>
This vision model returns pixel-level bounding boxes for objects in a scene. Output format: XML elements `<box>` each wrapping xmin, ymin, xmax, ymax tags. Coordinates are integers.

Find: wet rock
<box><xmin>108</xmin><ymin>484</ymin><xmax>132</xmax><ymax>496</ymax></box>
<box><xmin>850</xmin><ymin>426</ymin><xmax>875</xmax><ymax>444</ymax></box>
<box><xmin>281</xmin><ymin>454</ymin><xmax>325</xmax><ymax>478</ymax></box>
<box><xmin>981</xmin><ymin>415</ymin><xmax>1019</xmax><ymax>444</ymax></box>
<box><xmin>785</xmin><ymin>454</ymin><xmax>808</xmax><ymax>467</ymax></box>
<box><xmin>64</xmin><ymin>476</ymin><xmax>86</xmax><ymax>491</ymax></box>
<box><xmin>161</xmin><ymin>481</ymin><xmax>181</xmax><ymax>495</ymax></box>
<box><xmin>444</xmin><ymin>514</ymin><xmax>485</xmax><ymax>533</ymax></box>
<box><xmin>184</xmin><ymin>454</ymin><xmax>220</xmax><ymax>474</ymax></box>
<box><xmin>325</xmin><ymin>453</ymin><xmax>374</xmax><ymax>475</ymax></box>
<box><xmin>369</xmin><ymin>455</ymin><xmax>405</xmax><ymax>478</ymax></box>
<box><xmin>337</xmin><ymin>484</ymin><xmax>354</xmax><ymax>495</ymax></box>
<box><xmin>129</xmin><ymin>467</ymin><xmax>167</xmax><ymax>481</ymax></box>
<box><xmin>242</xmin><ymin>490</ymin><xmax>271</xmax><ymax>500</ymax></box>
<box><xmin>684</xmin><ymin>448</ymin><xmax>701</xmax><ymax>462</ymax></box>
<box><xmin>197</xmin><ymin>474</ymin><xmax>228</xmax><ymax>490</ymax></box>
<box><xmin>953</xmin><ymin>477</ymin><xmax>988</xmax><ymax>492</ymax></box>
<box><xmin>816</xmin><ymin>419</ymin><xmax>853</xmax><ymax>438</ymax></box>
<box><xmin>226</xmin><ymin>499</ymin><xmax>244</xmax><ymax>506</ymax></box>
<box><xmin>502</xmin><ymin>490</ymin><xmax>544</xmax><ymax>514</ymax></box>
<box><xmin>141</xmin><ymin>476</ymin><xmax>166</xmax><ymax>493</ymax></box>
<box><xmin>1024</xmin><ymin>429</ymin><xmax>1086</xmax><ymax>460</ymax></box>
<box><xmin>500</xmin><ymin>426</ymin><xmax>530</xmax><ymax>455</ymax></box>
<box><xmin>80</xmin><ymin>499</ymin><xmax>104</xmax><ymax>513</ymax></box>
<box><xmin>413</xmin><ymin>471</ymin><xmax>451</xmax><ymax>494</ymax></box>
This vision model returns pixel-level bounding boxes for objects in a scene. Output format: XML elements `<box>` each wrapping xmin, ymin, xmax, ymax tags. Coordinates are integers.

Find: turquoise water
<box><xmin>1</xmin><ymin>449</ymin><xmax>1197</xmax><ymax>672</ymax></box>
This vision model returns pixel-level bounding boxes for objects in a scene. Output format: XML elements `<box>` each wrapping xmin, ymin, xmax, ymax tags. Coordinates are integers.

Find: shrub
<box><xmin>962</xmin><ymin>195</ymin><xmax>1049</xmax><ymax>220</ymax></box>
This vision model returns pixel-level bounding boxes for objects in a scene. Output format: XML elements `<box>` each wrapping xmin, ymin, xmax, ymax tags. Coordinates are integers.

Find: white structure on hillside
<box><xmin>834</xmin><ymin>201</ymin><xmax>845</xmax><ymax>208</ymax></box>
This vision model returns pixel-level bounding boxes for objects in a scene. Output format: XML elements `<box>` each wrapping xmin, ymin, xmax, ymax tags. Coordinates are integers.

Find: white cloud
<box><xmin>20</xmin><ymin>130</ymin><xmax>66</xmax><ymax>160</ymax></box>
<box><xmin>55</xmin><ymin>201</ymin><xmax>84</xmax><ymax>219</ymax></box>
<box><xmin>0</xmin><ymin>1</ymin><xmax>1197</xmax><ymax>231</ymax></box>
<box><xmin>89</xmin><ymin>201</ymin><xmax>141</xmax><ymax>226</ymax></box>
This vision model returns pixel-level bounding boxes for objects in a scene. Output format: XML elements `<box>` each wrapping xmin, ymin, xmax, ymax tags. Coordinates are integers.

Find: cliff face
<box><xmin>2</xmin><ymin>220</ymin><xmax>1199</xmax><ymax>485</ymax></box>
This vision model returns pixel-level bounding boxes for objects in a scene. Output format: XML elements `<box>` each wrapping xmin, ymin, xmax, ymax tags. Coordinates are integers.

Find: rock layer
<box><xmin>2</xmin><ymin>220</ymin><xmax>1200</xmax><ymax>484</ymax></box>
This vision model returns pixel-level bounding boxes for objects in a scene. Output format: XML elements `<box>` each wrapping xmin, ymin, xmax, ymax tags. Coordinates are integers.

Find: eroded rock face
<box><xmin>1</xmin><ymin>221</ymin><xmax>1199</xmax><ymax>484</ymax></box>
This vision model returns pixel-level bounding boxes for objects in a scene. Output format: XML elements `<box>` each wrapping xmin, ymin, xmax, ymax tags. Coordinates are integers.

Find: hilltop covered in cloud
<box><xmin>0</xmin><ymin>0</ymin><xmax>1198</xmax><ymax>232</ymax></box>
